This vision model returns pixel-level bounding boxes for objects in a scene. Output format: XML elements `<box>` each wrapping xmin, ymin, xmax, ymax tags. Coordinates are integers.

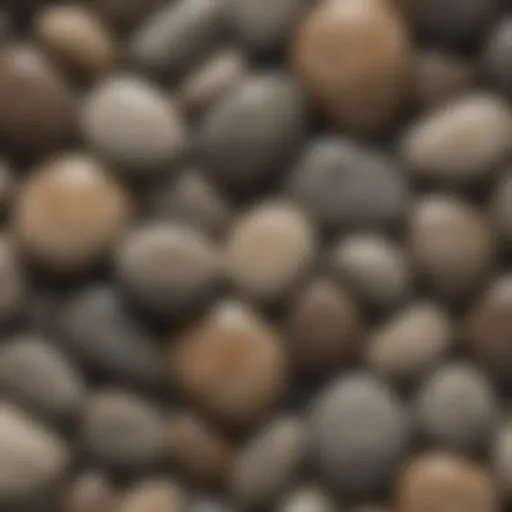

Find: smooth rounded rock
<box><xmin>171</xmin><ymin>300</ymin><xmax>288</xmax><ymax>428</ymax></box>
<box><xmin>310</xmin><ymin>374</ymin><xmax>409</xmax><ymax>495</ymax></box>
<box><xmin>80</xmin><ymin>75</ymin><xmax>185</xmax><ymax>176</ymax></box>
<box><xmin>14</xmin><ymin>153</ymin><xmax>131</xmax><ymax>271</ymax></box>
<box><xmin>118</xmin><ymin>479</ymin><xmax>186</xmax><ymax>512</ymax></box>
<box><xmin>400</xmin><ymin>93</ymin><xmax>512</xmax><ymax>186</ymax></box>
<box><xmin>287</xmin><ymin>138</ymin><xmax>408</xmax><ymax>232</ymax></box>
<box><xmin>293</xmin><ymin>0</ymin><xmax>411</xmax><ymax>133</ymax></box>
<box><xmin>199</xmin><ymin>73</ymin><xmax>306</xmax><ymax>193</ymax></box>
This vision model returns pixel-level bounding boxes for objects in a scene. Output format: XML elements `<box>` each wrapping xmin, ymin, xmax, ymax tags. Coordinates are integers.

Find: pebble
<box><xmin>0</xmin><ymin>403</ymin><xmax>69</xmax><ymax>502</ymax></box>
<box><xmin>130</xmin><ymin>0</ymin><xmax>228</xmax><ymax>77</ymax></box>
<box><xmin>59</xmin><ymin>286</ymin><xmax>163</xmax><ymax>388</ymax></box>
<box><xmin>0</xmin><ymin>334</ymin><xmax>85</xmax><ymax>422</ymax></box>
<box><xmin>81</xmin><ymin>390</ymin><xmax>166</xmax><ymax>471</ymax></box>
<box><xmin>64</xmin><ymin>472</ymin><xmax>117</xmax><ymax>512</ymax></box>
<box><xmin>491</xmin><ymin>171</ymin><xmax>512</xmax><ymax>247</ymax></box>
<box><xmin>148</xmin><ymin>170</ymin><xmax>232</xmax><ymax>239</ymax></box>
<box><xmin>179</xmin><ymin>48</ymin><xmax>248</xmax><ymax>115</ymax></box>
<box><xmin>408</xmin><ymin>195</ymin><xmax>493</xmax><ymax>299</ymax></box>
<box><xmin>400</xmin><ymin>93</ymin><xmax>512</xmax><ymax>187</ymax></box>
<box><xmin>171</xmin><ymin>300</ymin><xmax>288</xmax><ymax>428</ymax></box>
<box><xmin>115</xmin><ymin>223</ymin><xmax>221</xmax><ymax>318</ymax></box>
<box><xmin>118</xmin><ymin>479</ymin><xmax>186</xmax><ymax>512</ymax></box>
<box><xmin>230</xmin><ymin>0</ymin><xmax>306</xmax><ymax>53</ymax></box>
<box><xmin>414</xmin><ymin>363</ymin><xmax>498</xmax><ymax>453</ymax></box>
<box><xmin>293</xmin><ymin>0</ymin><xmax>411</xmax><ymax>133</ymax></box>
<box><xmin>0</xmin><ymin>44</ymin><xmax>73</xmax><ymax>157</ymax></box>
<box><xmin>14</xmin><ymin>153</ymin><xmax>131</xmax><ymax>272</ymax></box>
<box><xmin>366</xmin><ymin>301</ymin><xmax>452</xmax><ymax>385</ymax></box>
<box><xmin>199</xmin><ymin>73</ymin><xmax>306</xmax><ymax>193</ymax></box>
<box><xmin>466</xmin><ymin>274</ymin><xmax>512</xmax><ymax>384</ymax></box>
<box><xmin>277</xmin><ymin>485</ymin><xmax>337</xmax><ymax>512</ymax></box>
<box><xmin>331</xmin><ymin>233</ymin><xmax>411</xmax><ymax>309</ymax></box>
<box><xmin>287</xmin><ymin>138</ymin><xmax>408</xmax><ymax>232</ymax></box>
<box><xmin>484</xmin><ymin>17</ymin><xmax>512</xmax><ymax>96</ymax></box>
<box><xmin>225</xmin><ymin>201</ymin><xmax>317</xmax><ymax>303</ymax></box>
<box><xmin>286</xmin><ymin>276</ymin><xmax>362</xmax><ymax>375</ymax></box>
<box><xmin>33</xmin><ymin>5</ymin><xmax>118</xmax><ymax>80</ymax></box>
<box><xmin>80</xmin><ymin>75</ymin><xmax>185</xmax><ymax>176</ymax></box>
<box><xmin>167</xmin><ymin>413</ymin><xmax>234</xmax><ymax>485</ymax></box>
<box><xmin>491</xmin><ymin>419</ymin><xmax>512</xmax><ymax>501</ymax></box>
<box><xmin>230</xmin><ymin>416</ymin><xmax>307</xmax><ymax>508</ymax></box>
<box><xmin>0</xmin><ymin>234</ymin><xmax>26</xmax><ymax>324</ymax></box>
<box><xmin>310</xmin><ymin>374</ymin><xmax>409</xmax><ymax>495</ymax></box>
<box><xmin>395</xmin><ymin>452</ymin><xmax>497</xmax><ymax>512</ymax></box>
<box><xmin>92</xmin><ymin>0</ymin><xmax>165</xmax><ymax>30</ymax></box>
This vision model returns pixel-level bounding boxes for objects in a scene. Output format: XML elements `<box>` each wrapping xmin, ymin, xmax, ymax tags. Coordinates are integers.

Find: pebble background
<box><xmin>2</xmin><ymin>0</ymin><xmax>512</xmax><ymax>511</ymax></box>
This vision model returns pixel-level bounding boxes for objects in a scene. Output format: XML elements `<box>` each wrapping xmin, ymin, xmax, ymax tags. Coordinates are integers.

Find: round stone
<box><xmin>199</xmin><ymin>73</ymin><xmax>306</xmax><ymax>193</ymax></box>
<box><xmin>64</xmin><ymin>472</ymin><xmax>117</xmax><ymax>512</ymax></box>
<box><xmin>484</xmin><ymin>17</ymin><xmax>512</xmax><ymax>95</ymax></box>
<box><xmin>0</xmin><ymin>44</ymin><xmax>73</xmax><ymax>157</ymax></box>
<box><xmin>34</xmin><ymin>5</ymin><xmax>118</xmax><ymax>79</ymax></box>
<box><xmin>395</xmin><ymin>452</ymin><xmax>497</xmax><ymax>512</ymax></box>
<box><xmin>14</xmin><ymin>153</ymin><xmax>131</xmax><ymax>271</ymax></box>
<box><xmin>230</xmin><ymin>416</ymin><xmax>307</xmax><ymax>509</ymax></box>
<box><xmin>287</xmin><ymin>138</ymin><xmax>408</xmax><ymax>232</ymax></box>
<box><xmin>115</xmin><ymin>223</ymin><xmax>221</xmax><ymax>318</ymax></box>
<box><xmin>171</xmin><ymin>300</ymin><xmax>288</xmax><ymax>428</ymax></box>
<box><xmin>80</xmin><ymin>75</ymin><xmax>185</xmax><ymax>176</ymax></box>
<box><xmin>286</xmin><ymin>277</ymin><xmax>362</xmax><ymax>375</ymax></box>
<box><xmin>225</xmin><ymin>201</ymin><xmax>317</xmax><ymax>303</ymax></box>
<box><xmin>366</xmin><ymin>301</ymin><xmax>452</xmax><ymax>385</ymax></box>
<box><xmin>81</xmin><ymin>390</ymin><xmax>166</xmax><ymax>471</ymax></box>
<box><xmin>331</xmin><ymin>233</ymin><xmax>411</xmax><ymax>309</ymax></box>
<box><xmin>414</xmin><ymin>363</ymin><xmax>498</xmax><ymax>453</ymax></box>
<box><xmin>277</xmin><ymin>485</ymin><xmax>337</xmax><ymax>512</ymax></box>
<box><xmin>0</xmin><ymin>234</ymin><xmax>26</xmax><ymax>324</ymax></box>
<box><xmin>408</xmin><ymin>195</ymin><xmax>493</xmax><ymax>299</ymax></box>
<box><xmin>310</xmin><ymin>373</ymin><xmax>409</xmax><ymax>495</ymax></box>
<box><xmin>491</xmin><ymin>419</ymin><xmax>512</xmax><ymax>501</ymax></box>
<box><xmin>118</xmin><ymin>479</ymin><xmax>186</xmax><ymax>512</ymax></box>
<box><xmin>400</xmin><ymin>93</ymin><xmax>512</xmax><ymax>187</ymax></box>
<box><xmin>293</xmin><ymin>0</ymin><xmax>411</xmax><ymax>133</ymax></box>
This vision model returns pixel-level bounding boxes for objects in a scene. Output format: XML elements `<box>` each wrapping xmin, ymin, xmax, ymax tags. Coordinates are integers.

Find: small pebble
<box><xmin>484</xmin><ymin>17</ymin><xmax>512</xmax><ymax>96</ymax></box>
<box><xmin>14</xmin><ymin>153</ymin><xmax>131</xmax><ymax>271</ymax></box>
<box><xmin>230</xmin><ymin>416</ymin><xmax>307</xmax><ymax>509</ymax></box>
<box><xmin>130</xmin><ymin>0</ymin><xmax>228</xmax><ymax>77</ymax></box>
<box><xmin>81</xmin><ymin>390</ymin><xmax>166</xmax><ymax>471</ymax></box>
<box><xmin>118</xmin><ymin>479</ymin><xmax>186</xmax><ymax>512</ymax></box>
<box><xmin>225</xmin><ymin>201</ymin><xmax>317</xmax><ymax>303</ymax></box>
<box><xmin>0</xmin><ymin>44</ymin><xmax>73</xmax><ymax>157</ymax></box>
<box><xmin>287</xmin><ymin>138</ymin><xmax>408</xmax><ymax>232</ymax></box>
<box><xmin>491</xmin><ymin>419</ymin><xmax>512</xmax><ymax>501</ymax></box>
<box><xmin>310</xmin><ymin>373</ymin><xmax>409</xmax><ymax>495</ymax></box>
<box><xmin>80</xmin><ymin>75</ymin><xmax>185</xmax><ymax>176</ymax></box>
<box><xmin>414</xmin><ymin>363</ymin><xmax>498</xmax><ymax>453</ymax></box>
<box><xmin>0</xmin><ymin>334</ymin><xmax>85</xmax><ymax>422</ymax></box>
<box><xmin>167</xmin><ymin>413</ymin><xmax>234</xmax><ymax>485</ymax></box>
<box><xmin>293</xmin><ymin>0</ymin><xmax>411</xmax><ymax>133</ymax></box>
<box><xmin>277</xmin><ymin>485</ymin><xmax>337</xmax><ymax>512</ymax></box>
<box><xmin>64</xmin><ymin>472</ymin><xmax>117</xmax><ymax>512</ymax></box>
<box><xmin>34</xmin><ymin>5</ymin><xmax>118</xmax><ymax>80</ymax></box>
<box><xmin>366</xmin><ymin>301</ymin><xmax>452</xmax><ymax>385</ymax></box>
<box><xmin>400</xmin><ymin>93</ymin><xmax>512</xmax><ymax>187</ymax></box>
<box><xmin>286</xmin><ymin>276</ymin><xmax>362</xmax><ymax>375</ymax></box>
<box><xmin>171</xmin><ymin>300</ymin><xmax>288</xmax><ymax>428</ymax></box>
<box><xmin>331</xmin><ymin>233</ymin><xmax>411</xmax><ymax>309</ymax></box>
<box><xmin>59</xmin><ymin>286</ymin><xmax>163</xmax><ymax>387</ymax></box>
<box><xmin>491</xmin><ymin>171</ymin><xmax>512</xmax><ymax>247</ymax></box>
<box><xmin>395</xmin><ymin>451</ymin><xmax>497</xmax><ymax>512</ymax></box>
<box><xmin>115</xmin><ymin>223</ymin><xmax>221</xmax><ymax>318</ymax></box>
<box><xmin>199</xmin><ymin>73</ymin><xmax>306</xmax><ymax>193</ymax></box>
<box><xmin>92</xmin><ymin>0</ymin><xmax>165</xmax><ymax>30</ymax></box>
<box><xmin>0</xmin><ymin>234</ymin><xmax>26</xmax><ymax>324</ymax></box>
<box><xmin>408</xmin><ymin>195</ymin><xmax>493</xmax><ymax>299</ymax></box>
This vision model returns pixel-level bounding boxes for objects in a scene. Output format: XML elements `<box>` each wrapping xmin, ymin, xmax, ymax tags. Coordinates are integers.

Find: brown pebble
<box><xmin>225</xmin><ymin>201</ymin><xmax>317</xmax><ymax>303</ymax></box>
<box><xmin>171</xmin><ymin>299</ymin><xmax>288</xmax><ymax>428</ymax></box>
<box><xmin>230</xmin><ymin>416</ymin><xmax>307</xmax><ymax>509</ymax></box>
<box><xmin>118</xmin><ymin>479</ymin><xmax>186</xmax><ymax>512</ymax></box>
<box><xmin>366</xmin><ymin>301</ymin><xmax>452</xmax><ymax>385</ymax></box>
<box><xmin>278</xmin><ymin>485</ymin><xmax>337</xmax><ymax>512</ymax></box>
<box><xmin>14</xmin><ymin>153</ymin><xmax>131</xmax><ymax>272</ymax></box>
<box><xmin>286</xmin><ymin>276</ymin><xmax>362</xmax><ymax>375</ymax></box>
<box><xmin>0</xmin><ymin>44</ymin><xmax>73</xmax><ymax>157</ymax></box>
<box><xmin>64</xmin><ymin>472</ymin><xmax>117</xmax><ymax>512</ymax></box>
<box><xmin>167</xmin><ymin>413</ymin><xmax>234</xmax><ymax>485</ymax></box>
<box><xmin>293</xmin><ymin>0</ymin><xmax>411</xmax><ymax>133</ymax></box>
<box><xmin>395</xmin><ymin>452</ymin><xmax>497</xmax><ymax>512</ymax></box>
<box><xmin>34</xmin><ymin>5</ymin><xmax>118</xmax><ymax>80</ymax></box>
<box><xmin>409</xmin><ymin>195</ymin><xmax>493</xmax><ymax>299</ymax></box>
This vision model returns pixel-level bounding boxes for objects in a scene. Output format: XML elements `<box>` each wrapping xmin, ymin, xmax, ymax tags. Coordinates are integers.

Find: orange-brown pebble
<box><xmin>14</xmin><ymin>153</ymin><xmax>131</xmax><ymax>271</ymax></box>
<box><xmin>395</xmin><ymin>452</ymin><xmax>497</xmax><ymax>512</ymax></box>
<box><xmin>293</xmin><ymin>0</ymin><xmax>411</xmax><ymax>133</ymax></box>
<box><xmin>171</xmin><ymin>300</ymin><xmax>288</xmax><ymax>428</ymax></box>
<box><xmin>34</xmin><ymin>5</ymin><xmax>117</xmax><ymax>80</ymax></box>
<box><xmin>118</xmin><ymin>479</ymin><xmax>186</xmax><ymax>512</ymax></box>
<box><xmin>64</xmin><ymin>471</ymin><xmax>117</xmax><ymax>512</ymax></box>
<box><xmin>167</xmin><ymin>413</ymin><xmax>234</xmax><ymax>484</ymax></box>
